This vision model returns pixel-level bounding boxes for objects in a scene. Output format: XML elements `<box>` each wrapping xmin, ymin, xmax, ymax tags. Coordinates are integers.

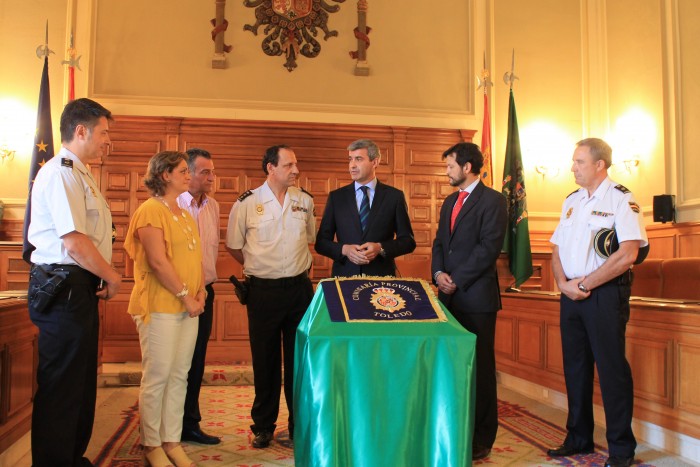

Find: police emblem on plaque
<box><xmin>370</xmin><ymin>287</ymin><xmax>406</xmax><ymax>313</ymax></box>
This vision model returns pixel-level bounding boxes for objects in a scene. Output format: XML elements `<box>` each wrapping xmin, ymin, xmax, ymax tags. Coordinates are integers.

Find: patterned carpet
<box><xmin>89</xmin><ymin>384</ymin><xmax>659</xmax><ymax>467</ymax></box>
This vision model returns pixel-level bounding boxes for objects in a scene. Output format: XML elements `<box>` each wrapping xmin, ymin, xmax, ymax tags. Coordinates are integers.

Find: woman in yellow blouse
<box><xmin>125</xmin><ymin>151</ymin><xmax>205</xmax><ymax>467</ymax></box>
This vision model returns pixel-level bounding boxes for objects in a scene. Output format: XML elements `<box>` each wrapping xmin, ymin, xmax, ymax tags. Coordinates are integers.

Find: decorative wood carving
<box><xmin>211</xmin><ymin>0</ymin><xmax>232</xmax><ymax>69</ymax></box>
<box><xmin>243</xmin><ymin>0</ymin><xmax>345</xmax><ymax>72</ymax></box>
<box><xmin>350</xmin><ymin>0</ymin><xmax>370</xmax><ymax>76</ymax></box>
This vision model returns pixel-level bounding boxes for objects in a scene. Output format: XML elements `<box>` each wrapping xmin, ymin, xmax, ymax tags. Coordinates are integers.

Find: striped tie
<box><xmin>359</xmin><ymin>185</ymin><xmax>370</xmax><ymax>232</ymax></box>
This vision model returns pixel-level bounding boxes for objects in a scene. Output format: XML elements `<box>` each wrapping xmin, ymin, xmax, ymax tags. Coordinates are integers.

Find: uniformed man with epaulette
<box><xmin>225</xmin><ymin>144</ymin><xmax>315</xmax><ymax>449</ymax></box>
<box><xmin>26</xmin><ymin>98</ymin><xmax>122</xmax><ymax>466</ymax></box>
<box><xmin>547</xmin><ymin>138</ymin><xmax>647</xmax><ymax>467</ymax></box>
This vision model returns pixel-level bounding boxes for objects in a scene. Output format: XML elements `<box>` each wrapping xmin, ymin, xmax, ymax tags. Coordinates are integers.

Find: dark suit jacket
<box><xmin>431</xmin><ymin>181</ymin><xmax>507</xmax><ymax>314</ymax></box>
<box><xmin>316</xmin><ymin>181</ymin><xmax>416</xmax><ymax>277</ymax></box>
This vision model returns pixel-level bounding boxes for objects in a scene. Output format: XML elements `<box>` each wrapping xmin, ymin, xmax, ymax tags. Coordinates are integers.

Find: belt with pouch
<box><xmin>247</xmin><ymin>271</ymin><xmax>309</xmax><ymax>288</ymax></box>
<box><xmin>33</xmin><ymin>263</ymin><xmax>101</xmax><ymax>286</ymax></box>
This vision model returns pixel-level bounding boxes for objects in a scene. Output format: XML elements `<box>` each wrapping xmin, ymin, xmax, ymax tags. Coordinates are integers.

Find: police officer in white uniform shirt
<box><xmin>226</xmin><ymin>145</ymin><xmax>315</xmax><ymax>449</ymax></box>
<box><xmin>547</xmin><ymin>138</ymin><xmax>647</xmax><ymax>467</ymax></box>
<box><xmin>27</xmin><ymin>98</ymin><xmax>122</xmax><ymax>467</ymax></box>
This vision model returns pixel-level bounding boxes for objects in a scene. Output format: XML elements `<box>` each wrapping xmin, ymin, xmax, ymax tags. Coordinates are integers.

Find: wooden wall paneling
<box><xmin>648</xmin><ymin>235</ymin><xmax>676</xmax><ymax>259</ymax></box>
<box><xmin>516</xmin><ymin>319</ymin><xmax>545</xmax><ymax>368</ymax></box>
<box><xmin>4</xmin><ymin>337</ymin><xmax>35</xmax><ymax>421</ymax></box>
<box><xmin>216</xmin><ymin>293</ymin><xmax>251</xmax><ymax>362</ymax></box>
<box><xmin>0</xmin><ymin>245</ymin><xmax>29</xmax><ymax>291</ymax></box>
<box><xmin>677</xmin><ymin>341</ymin><xmax>700</xmax><ymax>415</ymax></box>
<box><xmin>679</xmin><ymin>232</ymin><xmax>700</xmax><ymax>257</ymax></box>
<box><xmin>545</xmin><ymin>322</ymin><xmax>564</xmax><ymax>374</ymax></box>
<box><xmin>0</xmin><ymin>299</ymin><xmax>37</xmax><ymax>453</ymax></box>
<box><xmin>626</xmin><ymin>335</ymin><xmax>673</xmax><ymax>406</ymax></box>
<box><xmin>0</xmin><ymin>220</ymin><xmax>23</xmax><ymax>243</ymax></box>
<box><xmin>494</xmin><ymin>314</ymin><xmax>515</xmax><ymax>360</ymax></box>
<box><xmin>499</xmin><ymin>293</ymin><xmax>700</xmax><ymax>439</ymax></box>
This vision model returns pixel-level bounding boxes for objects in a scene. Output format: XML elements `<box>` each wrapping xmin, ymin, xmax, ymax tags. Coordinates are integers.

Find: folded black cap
<box><xmin>594</xmin><ymin>228</ymin><xmax>649</xmax><ymax>265</ymax></box>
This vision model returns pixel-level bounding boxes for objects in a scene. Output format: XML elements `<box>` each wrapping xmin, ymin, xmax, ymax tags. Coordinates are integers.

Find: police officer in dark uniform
<box><xmin>27</xmin><ymin>98</ymin><xmax>122</xmax><ymax>466</ymax></box>
<box><xmin>548</xmin><ymin>138</ymin><xmax>647</xmax><ymax>467</ymax></box>
<box><xmin>225</xmin><ymin>145</ymin><xmax>315</xmax><ymax>449</ymax></box>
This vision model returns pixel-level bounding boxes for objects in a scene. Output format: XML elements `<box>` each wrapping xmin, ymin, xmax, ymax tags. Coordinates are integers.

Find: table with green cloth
<box><xmin>293</xmin><ymin>280</ymin><xmax>476</xmax><ymax>467</ymax></box>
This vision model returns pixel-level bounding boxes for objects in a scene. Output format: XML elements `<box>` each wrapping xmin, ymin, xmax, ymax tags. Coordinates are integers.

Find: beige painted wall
<box><xmin>677</xmin><ymin>0</ymin><xmax>700</xmax><ymax>206</ymax></box>
<box><xmin>92</xmin><ymin>0</ymin><xmax>473</xmax><ymax>114</ymax></box>
<box><xmin>0</xmin><ymin>0</ymin><xmax>69</xmax><ymax>216</ymax></box>
<box><xmin>1</xmin><ymin>0</ymin><xmax>698</xmax><ymax>228</ymax></box>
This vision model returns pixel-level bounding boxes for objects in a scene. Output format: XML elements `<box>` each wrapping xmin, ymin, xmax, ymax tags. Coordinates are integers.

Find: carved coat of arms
<box><xmin>243</xmin><ymin>0</ymin><xmax>345</xmax><ymax>72</ymax></box>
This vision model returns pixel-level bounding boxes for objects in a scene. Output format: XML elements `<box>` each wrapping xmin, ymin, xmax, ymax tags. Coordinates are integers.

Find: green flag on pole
<box><xmin>501</xmin><ymin>88</ymin><xmax>533</xmax><ymax>287</ymax></box>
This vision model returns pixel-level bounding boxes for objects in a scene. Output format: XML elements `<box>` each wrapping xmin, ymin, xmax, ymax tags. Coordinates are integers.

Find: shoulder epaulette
<box><xmin>566</xmin><ymin>189</ymin><xmax>578</xmax><ymax>198</ymax></box>
<box><xmin>614</xmin><ymin>184</ymin><xmax>630</xmax><ymax>194</ymax></box>
<box><xmin>237</xmin><ymin>190</ymin><xmax>253</xmax><ymax>202</ymax></box>
<box><xmin>61</xmin><ymin>158</ymin><xmax>73</xmax><ymax>168</ymax></box>
<box><xmin>300</xmin><ymin>187</ymin><xmax>314</xmax><ymax>198</ymax></box>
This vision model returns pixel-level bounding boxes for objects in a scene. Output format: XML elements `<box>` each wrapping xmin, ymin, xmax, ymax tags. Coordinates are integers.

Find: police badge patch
<box><xmin>370</xmin><ymin>287</ymin><xmax>406</xmax><ymax>313</ymax></box>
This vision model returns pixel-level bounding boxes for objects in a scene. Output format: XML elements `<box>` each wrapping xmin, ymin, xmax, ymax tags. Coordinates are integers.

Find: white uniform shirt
<box><xmin>28</xmin><ymin>147</ymin><xmax>113</xmax><ymax>265</ymax></box>
<box><xmin>226</xmin><ymin>182</ymin><xmax>315</xmax><ymax>279</ymax></box>
<box><xmin>551</xmin><ymin>176</ymin><xmax>648</xmax><ymax>279</ymax></box>
<box><xmin>178</xmin><ymin>191</ymin><xmax>220</xmax><ymax>285</ymax></box>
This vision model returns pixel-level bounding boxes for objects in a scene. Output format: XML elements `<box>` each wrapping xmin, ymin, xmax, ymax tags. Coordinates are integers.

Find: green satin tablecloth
<box><xmin>293</xmin><ymin>285</ymin><xmax>476</xmax><ymax>467</ymax></box>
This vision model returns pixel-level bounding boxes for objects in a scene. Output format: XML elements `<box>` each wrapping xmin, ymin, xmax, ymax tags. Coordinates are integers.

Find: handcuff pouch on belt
<box><xmin>28</xmin><ymin>265</ymin><xmax>70</xmax><ymax>314</ymax></box>
<box><xmin>229</xmin><ymin>275</ymin><xmax>249</xmax><ymax>305</ymax></box>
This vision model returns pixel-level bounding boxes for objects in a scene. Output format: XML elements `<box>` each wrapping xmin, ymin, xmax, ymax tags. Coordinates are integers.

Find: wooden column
<box><xmin>353</xmin><ymin>0</ymin><xmax>370</xmax><ymax>76</ymax></box>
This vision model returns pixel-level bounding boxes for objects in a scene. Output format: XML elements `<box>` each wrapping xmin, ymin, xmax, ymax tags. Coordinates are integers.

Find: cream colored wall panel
<box><xmin>677</xmin><ymin>0</ymin><xmax>700</xmax><ymax>205</ymax></box>
<box><xmin>606</xmin><ymin>0</ymin><xmax>665</xmax><ymax>209</ymax></box>
<box><xmin>0</xmin><ymin>0</ymin><xmax>68</xmax><ymax>204</ymax></box>
<box><xmin>493</xmin><ymin>0</ymin><xmax>583</xmax><ymax>218</ymax></box>
<box><xmin>91</xmin><ymin>0</ymin><xmax>473</xmax><ymax>114</ymax></box>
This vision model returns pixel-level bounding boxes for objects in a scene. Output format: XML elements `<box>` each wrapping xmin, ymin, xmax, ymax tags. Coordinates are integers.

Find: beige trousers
<box><xmin>134</xmin><ymin>311</ymin><xmax>199</xmax><ymax>446</ymax></box>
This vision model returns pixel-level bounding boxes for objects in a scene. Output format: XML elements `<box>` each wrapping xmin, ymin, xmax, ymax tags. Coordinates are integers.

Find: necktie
<box><xmin>359</xmin><ymin>185</ymin><xmax>370</xmax><ymax>232</ymax></box>
<box><xmin>450</xmin><ymin>191</ymin><xmax>469</xmax><ymax>232</ymax></box>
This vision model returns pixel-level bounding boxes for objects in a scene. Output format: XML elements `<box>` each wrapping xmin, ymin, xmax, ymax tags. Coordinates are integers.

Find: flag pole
<box><xmin>62</xmin><ymin>30</ymin><xmax>81</xmax><ymax>101</ymax></box>
<box><xmin>500</xmin><ymin>49</ymin><xmax>533</xmax><ymax>288</ymax></box>
<box><xmin>23</xmin><ymin>22</ymin><xmax>56</xmax><ymax>263</ymax></box>
<box><xmin>477</xmin><ymin>51</ymin><xmax>493</xmax><ymax>187</ymax></box>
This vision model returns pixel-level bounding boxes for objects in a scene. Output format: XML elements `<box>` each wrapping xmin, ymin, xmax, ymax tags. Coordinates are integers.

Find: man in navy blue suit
<box><xmin>316</xmin><ymin>139</ymin><xmax>416</xmax><ymax>277</ymax></box>
<box><xmin>431</xmin><ymin>142</ymin><xmax>507</xmax><ymax>462</ymax></box>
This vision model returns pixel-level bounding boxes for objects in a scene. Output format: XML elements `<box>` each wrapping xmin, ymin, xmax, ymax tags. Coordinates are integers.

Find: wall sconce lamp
<box><xmin>0</xmin><ymin>145</ymin><xmax>15</xmax><ymax>164</ymax></box>
<box><xmin>535</xmin><ymin>165</ymin><xmax>559</xmax><ymax>179</ymax></box>
<box><xmin>622</xmin><ymin>157</ymin><xmax>640</xmax><ymax>172</ymax></box>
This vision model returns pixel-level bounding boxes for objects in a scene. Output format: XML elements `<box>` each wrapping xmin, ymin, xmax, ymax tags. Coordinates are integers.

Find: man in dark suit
<box><xmin>316</xmin><ymin>139</ymin><xmax>416</xmax><ymax>277</ymax></box>
<box><xmin>431</xmin><ymin>142</ymin><xmax>507</xmax><ymax>462</ymax></box>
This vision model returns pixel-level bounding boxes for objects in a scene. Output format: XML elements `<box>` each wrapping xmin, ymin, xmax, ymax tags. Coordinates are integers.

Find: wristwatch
<box><xmin>577</xmin><ymin>282</ymin><xmax>589</xmax><ymax>293</ymax></box>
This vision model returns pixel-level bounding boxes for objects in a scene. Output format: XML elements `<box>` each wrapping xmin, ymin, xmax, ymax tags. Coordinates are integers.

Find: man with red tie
<box><xmin>431</xmin><ymin>142</ymin><xmax>507</xmax><ymax>462</ymax></box>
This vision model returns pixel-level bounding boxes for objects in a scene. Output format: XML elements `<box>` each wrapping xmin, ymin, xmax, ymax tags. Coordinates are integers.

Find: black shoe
<box><xmin>472</xmin><ymin>444</ymin><xmax>491</xmax><ymax>460</ymax></box>
<box><xmin>605</xmin><ymin>455</ymin><xmax>634</xmax><ymax>467</ymax></box>
<box><xmin>547</xmin><ymin>444</ymin><xmax>594</xmax><ymax>457</ymax></box>
<box><xmin>252</xmin><ymin>431</ymin><xmax>274</xmax><ymax>449</ymax></box>
<box><xmin>181</xmin><ymin>426</ymin><xmax>222</xmax><ymax>445</ymax></box>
